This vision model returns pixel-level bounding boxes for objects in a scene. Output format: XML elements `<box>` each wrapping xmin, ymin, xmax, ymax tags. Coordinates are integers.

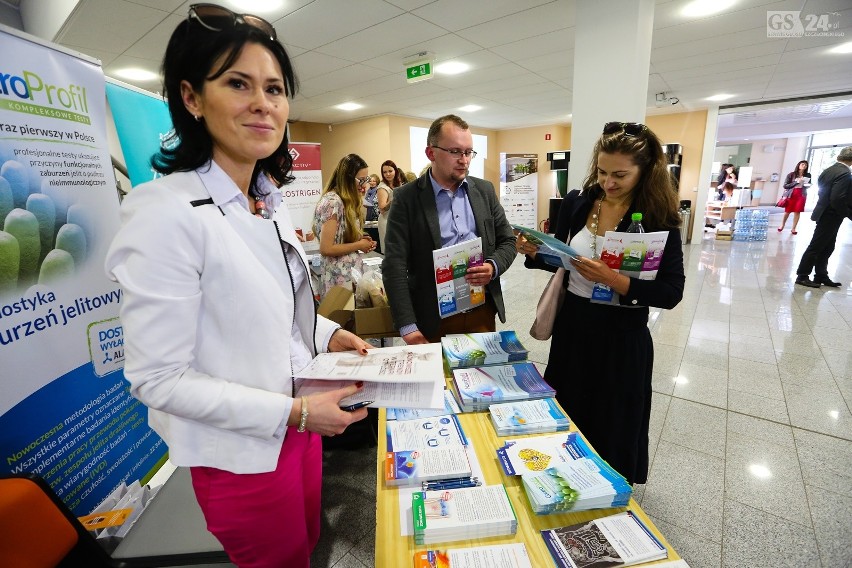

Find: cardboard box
<box><xmin>317</xmin><ymin>285</ymin><xmax>396</xmax><ymax>337</ymax></box>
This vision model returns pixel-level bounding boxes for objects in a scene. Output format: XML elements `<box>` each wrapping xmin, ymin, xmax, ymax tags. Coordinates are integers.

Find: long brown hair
<box><xmin>322</xmin><ymin>154</ymin><xmax>367</xmax><ymax>243</ymax></box>
<box><xmin>581</xmin><ymin>125</ymin><xmax>680</xmax><ymax>230</ymax></box>
<box><xmin>381</xmin><ymin>159</ymin><xmax>407</xmax><ymax>188</ymax></box>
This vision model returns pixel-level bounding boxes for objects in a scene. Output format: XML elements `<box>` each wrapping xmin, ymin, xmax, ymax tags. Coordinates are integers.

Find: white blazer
<box><xmin>105</xmin><ymin>169</ymin><xmax>338</xmax><ymax>474</ymax></box>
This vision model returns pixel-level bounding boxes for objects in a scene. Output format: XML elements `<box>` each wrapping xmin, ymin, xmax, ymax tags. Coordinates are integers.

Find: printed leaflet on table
<box><xmin>412</xmin><ymin>484</ymin><xmax>518</xmax><ymax>545</ymax></box>
<box><xmin>488</xmin><ymin>398</ymin><xmax>570</xmax><ymax>436</ymax></box>
<box><xmin>590</xmin><ymin>230</ymin><xmax>668</xmax><ymax>305</ymax></box>
<box><xmin>384</xmin><ymin>446</ymin><xmax>472</xmax><ymax>486</ymax></box>
<box><xmin>442</xmin><ymin>331</ymin><xmax>529</xmax><ymax>369</ymax></box>
<box><xmin>541</xmin><ymin>511</ymin><xmax>667</xmax><ymax>568</ymax></box>
<box><xmin>452</xmin><ymin>361</ymin><xmax>554</xmax><ymax>412</ymax></box>
<box><xmin>497</xmin><ymin>432</ymin><xmax>596</xmax><ymax>476</ymax></box>
<box><xmin>433</xmin><ymin>237</ymin><xmax>485</xmax><ymax>318</ymax></box>
<box><xmin>295</xmin><ymin>343</ymin><xmax>444</xmax><ymax>409</ymax></box>
<box><xmin>386</xmin><ymin>414</ymin><xmax>468</xmax><ymax>452</ymax></box>
<box><xmin>387</xmin><ymin>389</ymin><xmax>462</xmax><ymax>420</ymax></box>
<box><xmin>413</xmin><ymin>543</ymin><xmax>533</xmax><ymax>568</ymax></box>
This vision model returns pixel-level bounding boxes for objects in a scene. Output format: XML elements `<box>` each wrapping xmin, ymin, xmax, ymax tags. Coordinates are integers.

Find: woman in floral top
<box><xmin>313</xmin><ymin>154</ymin><xmax>377</xmax><ymax>295</ymax></box>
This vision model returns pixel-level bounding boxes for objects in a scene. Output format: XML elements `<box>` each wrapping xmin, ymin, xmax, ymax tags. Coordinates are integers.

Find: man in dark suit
<box><xmin>382</xmin><ymin>114</ymin><xmax>516</xmax><ymax>344</ymax></box>
<box><xmin>795</xmin><ymin>146</ymin><xmax>852</xmax><ymax>288</ymax></box>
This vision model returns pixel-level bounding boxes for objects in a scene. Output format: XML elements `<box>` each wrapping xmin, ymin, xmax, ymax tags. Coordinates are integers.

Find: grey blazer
<box><xmin>381</xmin><ymin>172</ymin><xmax>516</xmax><ymax>339</ymax></box>
<box><xmin>811</xmin><ymin>161</ymin><xmax>851</xmax><ymax>222</ymax></box>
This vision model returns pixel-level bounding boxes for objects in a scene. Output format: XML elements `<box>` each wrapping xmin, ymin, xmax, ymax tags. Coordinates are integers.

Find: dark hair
<box><xmin>427</xmin><ymin>114</ymin><xmax>469</xmax><ymax>147</ymax></box>
<box><xmin>322</xmin><ymin>154</ymin><xmax>368</xmax><ymax>243</ymax></box>
<box><xmin>380</xmin><ymin>160</ymin><xmax>407</xmax><ymax>188</ymax></box>
<box><xmin>582</xmin><ymin>125</ymin><xmax>680</xmax><ymax>230</ymax></box>
<box><xmin>152</xmin><ymin>16</ymin><xmax>299</xmax><ymax>196</ymax></box>
<box><xmin>723</xmin><ymin>182</ymin><xmax>735</xmax><ymax>191</ymax></box>
<box><xmin>793</xmin><ymin>160</ymin><xmax>809</xmax><ymax>175</ymax></box>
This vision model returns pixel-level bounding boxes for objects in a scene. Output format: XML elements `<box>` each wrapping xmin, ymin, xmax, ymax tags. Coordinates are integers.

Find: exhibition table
<box><xmin>374</xmin><ymin>406</ymin><xmax>688</xmax><ymax>567</ymax></box>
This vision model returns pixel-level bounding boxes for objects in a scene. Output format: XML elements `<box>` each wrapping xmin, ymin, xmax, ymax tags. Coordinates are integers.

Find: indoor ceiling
<box><xmin>9</xmin><ymin>0</ymin><xmax>852</xmax><ymax>131</ymax></box>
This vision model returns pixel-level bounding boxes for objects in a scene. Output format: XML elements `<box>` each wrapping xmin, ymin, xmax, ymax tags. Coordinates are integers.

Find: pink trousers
<box><xmin>190</xmin><ymin>428</ymin><xmax>322</xmax><ymax>568</ymax></box>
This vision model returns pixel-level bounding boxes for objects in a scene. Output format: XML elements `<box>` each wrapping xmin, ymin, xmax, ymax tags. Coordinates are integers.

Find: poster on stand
<box><xmin>0</xmin><ymin>27</ymin><xmax>166</xmax><ymax>516</ymax></box>
<box><xmin>104</xmin><ymin>78</ymin><xmax>173</xmax><ymax>187</ymax></box>
<box><xmin>499</xmin><ymin>153</ymin><xmax>538</xmax><ymax>228</ymax></box>
<box><xmin>279</xmin><ymin>142</ymin><xmax>322</xmax><ymax>239</ymax></box>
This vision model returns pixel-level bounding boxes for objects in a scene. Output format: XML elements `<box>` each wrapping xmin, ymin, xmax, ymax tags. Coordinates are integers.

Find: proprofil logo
<box><xmin>288</xmin><ymin>147</ymin><xmax>300</xmax><ymax>162</ymax></box>
<box><xmin>0</xmin><ymin>69</ymin><xmax>90</xmax><ymax>123</ymax></box>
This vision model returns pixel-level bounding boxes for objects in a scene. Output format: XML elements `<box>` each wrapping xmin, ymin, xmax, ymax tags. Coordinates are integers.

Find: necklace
<box><xmin>588</xmin><ymin>196</ymin><xmax>625</xmax><ymax>259</ymax></box>
<box><xmin>253</xmin><ymin>195</ymin><xmax>270</xmax><ymax>219</ymax></box>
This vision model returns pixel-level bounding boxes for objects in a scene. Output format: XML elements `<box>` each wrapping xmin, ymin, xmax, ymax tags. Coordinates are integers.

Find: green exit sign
<box><xmin>406</xmin><ymin>61</ymin><xmax>432</xmax><ymax>83</ymax></box>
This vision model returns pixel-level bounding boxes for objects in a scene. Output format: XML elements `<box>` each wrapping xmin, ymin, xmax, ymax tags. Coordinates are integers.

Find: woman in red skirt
<box><xmin>778</xmin><ymin>160</ymin><xmax>811</xmax><ymax>234</ymax></box>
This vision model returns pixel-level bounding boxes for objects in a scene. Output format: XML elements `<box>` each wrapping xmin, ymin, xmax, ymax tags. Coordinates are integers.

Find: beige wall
<box><xmin>290</xmin><ymin>111</ymin><xmax>708</xmax><ymax>231</ymax></box>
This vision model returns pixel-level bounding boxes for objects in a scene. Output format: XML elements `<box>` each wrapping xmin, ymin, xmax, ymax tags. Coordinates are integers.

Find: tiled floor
<box><xmin>314</xmin><ymin>210</ymin><xmax>852</xmax><ymax>568</ymax></box>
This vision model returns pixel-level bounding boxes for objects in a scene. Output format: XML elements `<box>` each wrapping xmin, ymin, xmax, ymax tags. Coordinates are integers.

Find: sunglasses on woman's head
<box><xmin>602</xmin><ymin>122</ymin><xmax>646</xmax><ymax>137</ymax></box>
<box><xmin>188</xmin><ymin>3</ymin><xmax>276</xmax><ymax>40</ymax></box>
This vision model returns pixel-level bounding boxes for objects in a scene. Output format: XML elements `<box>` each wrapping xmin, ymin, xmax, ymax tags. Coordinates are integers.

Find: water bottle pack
<box><xmin>733</xmin><ymin>209</ymin><xmax>769</xmax><ymax>241</ymax></box>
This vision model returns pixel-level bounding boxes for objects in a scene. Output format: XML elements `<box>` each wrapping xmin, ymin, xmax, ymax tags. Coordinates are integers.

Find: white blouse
<box><xmin>566</xmin><ymin>226</ymin><xmax>604</xmax><ymax>299</ymax></box>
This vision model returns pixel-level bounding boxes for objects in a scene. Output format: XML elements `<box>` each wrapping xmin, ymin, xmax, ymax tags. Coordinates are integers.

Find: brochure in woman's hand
<box><xmin>512</xmin><ymin>225</ymin><xmax>581</xmax><ymax>269</ymax></box>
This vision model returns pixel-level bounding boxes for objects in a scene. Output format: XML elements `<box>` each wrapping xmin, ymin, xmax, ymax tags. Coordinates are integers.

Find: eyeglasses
<box><xmin>188</xmin><ymin>4</ymin><xmax>277</xmax><ymax>40</ymax></box>
<box><xmin>602</xmin><ymin>122</ymin><xmax>646</xmax><ymax>137</ymax></box>
<box><xmin>431</xmin><ymin>146</ymin><xmax>478</xmax><ymax>159</ymax></box>
<box><xmin>355</xmin><ymin>176</ymin><xmax>371</xmax><ymax>185</ymax></box>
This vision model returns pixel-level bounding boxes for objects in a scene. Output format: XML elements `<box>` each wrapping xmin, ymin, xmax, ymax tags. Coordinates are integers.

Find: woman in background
<box><xmin>376</xmin><ymin>159</ymin><xmax>407</xmax><ymax>248</ymax></box>
<box><xmin>778</xmin><ymin>160</ymin><xmax>811</xmax><ymax>234</ymax></box>
<box><xmin>364</xmin><ymin>173</ymin><xmax>380</xmax><ymax>222</ymax></box>
<box><xmin>516</xmin><ymin>122</ymin><xmax>684</xmax><ymax>485</ymax></box>
<box><xmin>105</xmin><ymin>6</ymin><xmax>369</xmax><ymax>566</ymax></box>
<box><xmin>313</xmin><ymin>154</ymin><xmax>376</xmax><ymax>295</ymax></box>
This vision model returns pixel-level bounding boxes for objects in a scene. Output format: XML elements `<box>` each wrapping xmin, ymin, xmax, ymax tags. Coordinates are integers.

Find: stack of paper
<box><xmin>413</xmin><ymin>543</ymin><xmax>533</xmax><ymax>568</ymax></box>
<box><xmin>412</xmin><ymin>485</ymin><xmax>517</xmax><ymax>545</ymax></box>
<box><xmin>451</xmin><ymin>362</ymin><xmax>555</xmax><ymax>412</ymax></box>
<box><xmin>295</xmin><ymin>343</ymin><xmax>445</xmax><ymax>409</ymax></box>
<box><xmin>441</xmin><ymin>331</ymin><xmax>529</xmax><ymax>369</ymax></box>
<box><xmin>541</xmin><ymin>511</ymin><xmax>667</xmax><ymax>568</ymax></box>
<box><xmin>386</xmin><ymin>414</ymin><xmax>468</xmax><ymax>452</ymax></box>
<box><xmin>521</xmin><ymin>453</ymin><xmax>632</xmax><ymax>515</ymax></box>
<box><xmin>496</xmin><ymin>432</ymin><xmax>595</xmax><ymax>476</ymax></box>
<box><xmin>387</xmin><ymin>390</ymin><xmax>461</xmax><ymax>421</ymax></box>
<box><xmin>384</xmin><ymin>446</ymin><xmax>472</xmax><ymax>486</ymax></box>
<box><xmin>488</xmin><ymin>398</ymin><xmax>570</xmax><ymax>436</ymax></box>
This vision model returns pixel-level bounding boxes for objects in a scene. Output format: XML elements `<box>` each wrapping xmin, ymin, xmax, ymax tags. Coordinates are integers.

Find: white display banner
<box><xmin>0</xmin><ymin>26</ymin><xmax>165</xmax><ymax>516</ymax></box>
<box><xmin>278</xmin><ymin>141</ymin><xmax>322</xmax><ymax>238</ymax></box>
<box><xmin>499</xmin><ymin>153</ymin><xmax>538</xmax><ymax>228</ymax></box>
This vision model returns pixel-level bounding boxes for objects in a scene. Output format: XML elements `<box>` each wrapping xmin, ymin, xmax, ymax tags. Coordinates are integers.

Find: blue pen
<box><xmin>340</xmin><ymin>400</ymin><xmax>373</xmax><ymax>411</ymax></box>
<box><xmin>423</xmin><ymin>478</ymin><xmax>480</xmax><ymax>491</ymax></box>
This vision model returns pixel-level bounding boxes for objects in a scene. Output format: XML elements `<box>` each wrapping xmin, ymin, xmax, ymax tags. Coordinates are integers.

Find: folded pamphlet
<box><xmin>442</xmin><ymin>331</ymin><xmax>529</xmax><ymax>369</ymax></box>
<box><xmin>412</xmin><ymin>484</ymin><xmax>517</xmax><ymax>545</ymax></box>
<box><xmin>488</xmin><ymin>398</ymin><xmax>570</xmax><ymax>436</ymax></box>
<box><xmin>413</xmin><ymin>543</ymin><xmax>533</xmax><ymax>568</ymax></box>
<box><xmin>452</xmin><ymin>361</ymin><xmax>554</xmax><ymax>412</ymax></box>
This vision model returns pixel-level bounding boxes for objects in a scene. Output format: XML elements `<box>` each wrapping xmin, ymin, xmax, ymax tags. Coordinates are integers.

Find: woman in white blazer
<box><xmin>105</xmin><ymin>6</ymin><xmax>369</xmax><ymax>567</ymax></box>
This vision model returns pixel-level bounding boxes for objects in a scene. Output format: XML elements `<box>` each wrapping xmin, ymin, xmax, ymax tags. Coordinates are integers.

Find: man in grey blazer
<box><xmin>795</xmin><ymin>146</ymin><xmax>852</xmax><ymax>288</ymax></box>
<box><xmin>382</xmin><ymin>115</ymin><xmax>516</xmax><ymax>344</ymax></box>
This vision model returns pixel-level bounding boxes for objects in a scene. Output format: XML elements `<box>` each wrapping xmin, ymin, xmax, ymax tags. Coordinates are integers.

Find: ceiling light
<box><xmin>459</xmin><ymin>105</ymin><xmax>481</xmax><ymax>112</ymax></box>
<box><xmin>681</xmin><ymin>0</ymin><xmax>735</xmax><ymax>17</ymax></box>
<box><xmin>706</xmin><ymin>94</ymin><xmax>735</xmax><ymax>102</ymax></box>
<box><xmin>435</xmin><ymin>61</ymin><xmax>469</xmax><ymax>75</ymax></box>
<box><xmin>829</xmin><ymin>42</ymin><xmax>852</xmax><ymax>54</ymax></box>
<box><xmin>335</xmin><ymin>102</ymin><xmax>362</xmax><ymax>111</ymax></box>
<box><xmin>114</xmin><ymin>68</ymin><xmax>158</xmax><ymax>81</ymax></box>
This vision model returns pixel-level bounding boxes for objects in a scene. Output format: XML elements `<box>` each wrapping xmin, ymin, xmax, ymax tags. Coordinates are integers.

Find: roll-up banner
<box><xmin>104</xmin><ymin>79</ymin><xmax>173</xmax><ymax>187</ymax></box>
<box><xmin>0</xmin><ymin>25</ymin><xmax>166</xmax><ymax>516</ymax></box>
<box><xmin>499</xmin><ymin>153</ymin><xmax>538</xmax><ymax>228</ymax></box>
<box><xmin>281</xmin><ymin>142</ymin><xmax>322</xmax><ymax>236</ymax></box>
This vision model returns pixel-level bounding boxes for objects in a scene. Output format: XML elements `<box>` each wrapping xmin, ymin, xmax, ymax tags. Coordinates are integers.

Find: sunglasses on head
<box><xmin>602</xmin><ymin>122</ymin><xmax>646</xmax><ymax>137</ymax></box>
<box><xmin>188</xmin><ymin>4</ymin><xmax>276</xmax><ymax>40</ymax></box>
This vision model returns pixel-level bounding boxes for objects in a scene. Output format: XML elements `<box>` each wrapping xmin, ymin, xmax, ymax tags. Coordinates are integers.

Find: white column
<box><xmin>569</xmin><ymin>0</ymin><xmax>655</xmax><ymax>191</ymax></box>
<box><xmin>694</xmin><ymin>105</ymin><xmax>720</xmax><ymax>244</ymax></box>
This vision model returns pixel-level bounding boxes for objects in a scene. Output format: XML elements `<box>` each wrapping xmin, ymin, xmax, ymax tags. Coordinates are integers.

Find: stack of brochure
<box><xmin>414</xmin><ymin>543</ymin><xmax>533</xmax><ymax>568</ymax></box>
<box><xmin>541</xmin><ymin>511</ymin><xmax>668</xmax><ymax>568</ymax></box>
<box><xmin>387</xmin><ymin>390</ymin><xmax>461</xmax><ymax>421</ymax></box>
<box><xmin>441</xmin><ymin>331</ymin><xmax>529</xmax><ymax>369</ymax></box>
<box><xmin>412</xmin><ymin>485</ymin><xmax>517</xmax><ymax>545</ymax></box>
<box><xmin>386</xmin><ymin>414</ymin><xmax>468</xmax><ymax>452</ymax></box>
<box><xmin>384</xmin><ymin>446</ymin><xmax>472</xmax><ymax>487</ymax></box>
<box><xmin>521</xmin><ymin>454</ymin><xmax>632</xmax><ymax>515</ymax></box>
<box><xmin>451</xmin><ymin>361</ymin><xmax>555</xmax><ymax>412</ymax></box>
<box><xmin>488</xmin><ymin>398</ymin><xmax>570</xmax><ymax>436</ymax></box>
<box><xmin>497</xmin><ymin>432</ymin><xmax>595</xmax><ymax>476</ymax></box>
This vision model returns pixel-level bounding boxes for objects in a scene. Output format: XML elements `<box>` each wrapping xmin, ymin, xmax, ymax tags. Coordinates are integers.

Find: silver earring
<box><xmin>194</xmin><ymin>115</ymin><xmax>201</xmax><ymax>122</ymax></box>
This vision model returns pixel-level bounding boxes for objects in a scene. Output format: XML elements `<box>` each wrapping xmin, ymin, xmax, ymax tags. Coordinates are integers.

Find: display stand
<box><xmin>374</xmin><ymin>404</ymin><xmax>689</xmax><ymax>566</ymax></box>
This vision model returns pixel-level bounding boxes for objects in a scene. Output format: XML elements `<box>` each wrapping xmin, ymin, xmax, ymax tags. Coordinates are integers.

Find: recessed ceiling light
<box><xmin>459</xmin><ymin>105</ymin><xmax>481</xmax><ymax>112</ymax></box>
<box><xmin>681</xmin><ymin>0</ymin><xmax>735</xmax><ymax>17</ymax></box>
<box><xmin>435</xmin><ymin>61</ymin><xmax>469</xmax><ymax>75</ymax></box>
<box><xmin>114</xmin><ymin>68</ymin><xmax>158</xmax><ymax>81</ymax></box>
<box><xmin>335</xmin><ymin>102</ymin><xmax>362</xmax><ymax>111</ymax></box>
<box><xmin>829</xmin><ymin>42</ymin><xmax>852</xmax><ymax>54</ymax></box>
<box><xmin>706</xmin><ymin>94</ymin><xmax>735</xmax><ymax>102</ymax></box>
